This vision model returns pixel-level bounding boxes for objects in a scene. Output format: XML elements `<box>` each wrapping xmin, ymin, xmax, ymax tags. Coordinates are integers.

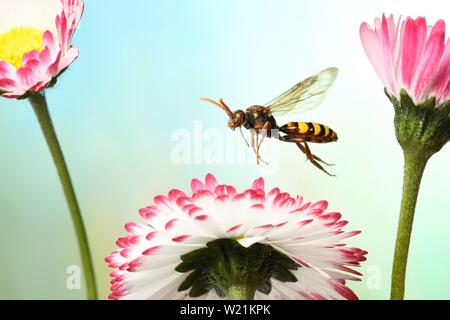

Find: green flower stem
<box><xmin>29</xmin><ymin>92</ymin><xmax>98</xmax><ymax>300</ymax></box>
<box><xmin>390</xmin><ymin>151</ymin><xmax>429</xmax><ymax>300</ymax></box>
<box><xmin>388</xmin><ymin>89</ymin><xmax>450</xmax><ymax>300</ymax></box>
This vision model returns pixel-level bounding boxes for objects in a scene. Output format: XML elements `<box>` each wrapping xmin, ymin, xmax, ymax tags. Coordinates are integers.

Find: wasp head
<box><xmin>200</xmin><ymin>98</ymin><xmax>245</xmax><ymax>131</ymax></box>
<box><xmin>227</xmin><ymin>110</ymin><xmax>245</xmax><ymax>130</ymax></box>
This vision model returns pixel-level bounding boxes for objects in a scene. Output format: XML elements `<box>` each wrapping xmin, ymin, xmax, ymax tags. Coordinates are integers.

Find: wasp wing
<box><xmin>265</xmin><ymin>67</ymin><xmax>338</xmax><ymax>116</ymax></box>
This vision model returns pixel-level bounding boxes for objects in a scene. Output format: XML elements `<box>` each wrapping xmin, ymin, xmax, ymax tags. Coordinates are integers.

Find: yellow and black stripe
<box><xmin>279</xmin><ymin>122</ymin><xmax>338</xmax><ymax>143</ymax></box>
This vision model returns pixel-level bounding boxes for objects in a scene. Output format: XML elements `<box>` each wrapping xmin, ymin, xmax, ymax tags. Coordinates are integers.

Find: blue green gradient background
<box><xmin>0</xmin><ymin>0</ymin><xmax>449</xmax><ymax>299</ymax></box>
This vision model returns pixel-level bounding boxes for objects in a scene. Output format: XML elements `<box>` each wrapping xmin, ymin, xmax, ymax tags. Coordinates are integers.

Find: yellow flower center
<box><xmin>0</xmin><ymin>27</ymin><xmax>43</xmax><ymax>69</ymax></box>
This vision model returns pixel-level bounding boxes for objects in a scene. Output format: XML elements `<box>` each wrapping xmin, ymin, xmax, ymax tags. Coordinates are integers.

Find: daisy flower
<box><xmin>106</xmin><ymin>174</ymin><xmax>367</xmax><ymax>300</ymax></box>
<box><xmin>0</xmin><ymin>0</ymin><xmax>96</xmax><ymax>299</ymax></box>
<box><xmin>360</xmin><ymin>14</ymin><xmax>449</xmax><ymax>105</ymax></box>
<box><xmin>360</xmin><ymin>14</ymin><xmax>450</xmax><ymax>300</ymax></box>
<box><xmin>0</xmin><ymin>0</ymin><xmax>84</xmax><ymax>98</ymax></box>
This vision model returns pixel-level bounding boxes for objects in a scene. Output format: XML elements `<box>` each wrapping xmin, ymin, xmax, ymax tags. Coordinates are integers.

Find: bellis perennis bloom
<box><xmin>0</xmin><ymin>0</ymin><xmax>84</xmax><ymax>98</ymax></box>
<box><xmin>106</xmin><ymin>174</ymin><xmax>367</xmax><ymax>300</ymax></box>
<box><xmin>360</xmin><ymin>14</ymin><xmax>449</xmax><ymax>105</ymax></box>
<box><xmin>360</xmin><ymin>14</ymin><xmax>450</xmax><ymax>300</ymax></box>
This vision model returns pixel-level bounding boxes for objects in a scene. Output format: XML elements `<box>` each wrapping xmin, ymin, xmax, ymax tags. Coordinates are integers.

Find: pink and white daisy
<box><xmin>0</xmin><ymin>0</ymin><xmax>84</xmax><ymax>98</ymax></box>
<box><xmin>106</xmin><ymin>174</ymin><xmax>367</xmax><ymax>300</ymax></box>
<box><xmin>360</xmin><ymin>14</ymin><xmax>449</xmax><ymax>105</ymax></box>
<box><xmin>360</xmin><ymin>14</ymin><xmax>450</xmax><ymax>300</ymax></box>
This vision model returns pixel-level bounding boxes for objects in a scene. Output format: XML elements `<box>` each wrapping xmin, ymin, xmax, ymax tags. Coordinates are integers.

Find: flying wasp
<box><xmin>201</xmin><ymin>67</ymin><xmax>338</xmax><ymax>176</ymax></box>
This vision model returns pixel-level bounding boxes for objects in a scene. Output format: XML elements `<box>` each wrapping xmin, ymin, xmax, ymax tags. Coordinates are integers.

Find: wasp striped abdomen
<box><xmin>279</xmin><ymin>122</ymin><xmax>338</xmax><ymax>143</ymax></box>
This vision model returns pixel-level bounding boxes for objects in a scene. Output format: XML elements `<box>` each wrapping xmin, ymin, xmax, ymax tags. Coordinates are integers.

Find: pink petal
<box><xmin>58</xmin><ymin>47</ymin><xmax>79</xmax><ymax>71</ymax></box>
<box><xmin>172</xmin><ymin>235</ymin><xmax>191</xmax><ymax>243</ymax></box>
<box><xmin>311</xmin><ymin>200</ymin><xmax>329</xmax><ymax>211</ymax></box>
<box><xmin>406</xmin><ymin>17</ymin><xmax>428</xmax><ymax>90</ymax></box>
<box><xmin>331</xmin><ymin>282</ymin><xmax>359</xmax><ymax>300</ymax></box>
<box><xmin>251</xmin><ymin>177</ymin><xmax>265</xmax><ymax>191</ymax></box>
<box><xmin>42</xmin><ymin>31</ymin><xmax>57</xmax><ymax>57</ymax></box>
<box><xmin>0</xmin><ymin>61</ymin><xmax>16</xmax><ymax>78</ymax></box>
<box><xmin>401</xmin><ymin>18</ymin><xmax>420</xmax><ymax>89</ymax></box>
<box><xmin>0</xmin><ymin>78</ymin><xmax>17</xmax><ymax>91</ymax></box>
<box><xmin>24</xmin><ymin>59</ymin><xmax>41</xmax><ymax>70</ymax></box>
<box><xmin>386</xmin><ymin>14</ymin><xmax>396</xmax><ymax>44</ymax></box>
<box><xmin>444</xmin><ymin>81</ymin><xmax>450</xmax><ymax>99</ymax></box>
<box><xmin>1</xmin><ymin>90</ymin><xmax>26</xmax><ymax>98</ymax></box>
<box><xmin>39</xmin><ymin>47</ymin><xmax>53</xmax><ymax>66</ymax></box>
<box><xmin>56</xmin><ymin>13</ymin><xmax>68</xmax><ymax>52</ymax></box>
<box><xmin>412</xmin><ymin>20</ymin><xmax>446</xmax><ymax>101</ymax></box>
<box><xmin>381</xmin><ymin>14</ymin><xmax>397</xmax><ymax>93</ymax></box>
<box><xmin>22</xmin><ymin>50</ymin><xmax>40</xmax><ymax>65</ymax></box>
<box><xmin>204</xmin><ymin>174</ymin><xmax>218</xmax><ymax>192</ymax></box>
<box><xmin>191</xmin><ymin>179</ymin><xmax>205</xmax><ymax>192</ymax></box>
<box><xmin>360</xmin><ymin>22</ymin><xmax>390</xmax><ymax>88</ymax></box>
<box><xmin>31</xmin><ymin>79</ymin><xmax>51</xmax><ymax>92</ymax></box>
<box><xmin>16</xmin><ymin>67</ymin><xmax>38</xmax><ymax>88</ymax></box>
<box><xmin>61</xmin><ymin>0</ymin><xmax>85</xmax><ymax>41</ymax></box>
<box><xmin>47</xmin><ymin>51</ymin><xmax>62</xmax><ymax>76</ymax></box>
<box><xmin>413</xmin><ymin>17</ymin><xmax>428</xmax><ymax>65</ymax></box>
<box><xmin>432</xmin><ymin>38</ymin><xmax>450</xmax><ymax>101</ymax></box>
<box><xmin>57</xmin><ymin>0</ymin><xmax>84</xmax><ymax>53</ymax></box>
<box><xmin>392</xmin><ymin>16</ymin><xmax>405</xmax><ymax>82</ymax></box>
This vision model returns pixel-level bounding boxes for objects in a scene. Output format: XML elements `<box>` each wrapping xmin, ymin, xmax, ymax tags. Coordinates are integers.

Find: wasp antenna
<box><xmin>219</xmin><ymin>98</ymin><xmax>231</xmax><ymax>112</ymax></box>
<box><xmin>200</xmin><ymin>97</ymin><xmax>223</xmax><ymax>108</ymax></box>
<box><xmin>200</xmin><ymin>97</ymin><xmax>233</xmax><ymax>117</ymax></box>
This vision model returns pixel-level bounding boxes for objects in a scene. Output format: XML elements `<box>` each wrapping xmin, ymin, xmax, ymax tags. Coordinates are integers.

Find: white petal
<box><xmin>238</xmin><ymin>236</ymin><xmax>265</xmax><ymax>248</ymax></box>
<box><xmin>0</xmin><ymin>0</ymin><xmax>61</xmax><ymax>35</ymax></box>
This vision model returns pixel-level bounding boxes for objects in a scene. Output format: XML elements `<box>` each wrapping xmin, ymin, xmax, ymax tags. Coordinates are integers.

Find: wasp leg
<box><xmin>278</xmin><ymin>134</ymin><xmax>336</xmax><ymax>177</ymax></box>
<box><xmin>255</xmin><ymin>132</ymin><xmax>269</xmax><ymax>165</ymax></box>
<box><xmin>295</xmin><ymin>142</ymin><xmax>335</xmax><ymax>166</ymax></box>
<box><xmin>257</xmin><ymin>122</ymin><xmax>271</xmax><ymax>151</ymax></box>
<box><xmin>301</xmin><ymin>142</ymin><xmax>336</xmax><ymax>177</ymax></box>
<box><xmin>250</xmin><ymin>130</ymin><xmax>268</xmax><ymax>165</ymax></box>
<box><xmin>256</xmin><ymin>122</ymin><xmax>273</xmax><ymax>165</ymax></box>
<box><xmin>250</xmin><ymin>130</ymin><xmax>260</xmax><ymax>165</ymax></box>
<box><xmin>239</xmin><ymin>127</ymin><xmax>250</xmax><ymax>148</ymax></box>
<box><xmin>279</xmin><ymin>134</ymin><xmax>334</xmax><ymax>166</ymax></box>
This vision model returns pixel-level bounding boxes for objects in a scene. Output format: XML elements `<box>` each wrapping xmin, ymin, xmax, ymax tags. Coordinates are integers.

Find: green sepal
<box><xmin>176</xmin><ymin>239</ymin><xmax>300</xmax><ymax>299</ymax></box>
<box><xmin>272</xmin><ymin>265</ymin><xmax>298</xmax><ymax>282</ymax></box>
<box><xmin>17</xmin><ymin>91</ymin><xmax>34</xmax><ymax>100</ymax></box>
<box><xmin>386</xmin><ymin>89</ymin><xmax>450</xmax><ymax>159</ymax></box>
<box><xmin>437</xmin><ymin>101</ymin><xmax>450</xmax><ymax>114</ymax></box>
<box><xmin>176</xmin><ymin>248</ymin><xmax>210</xmax><ymax>273</ymax></box>
<box><xmin>257</xmin><ymin>278</ymin><xmax>272</xmax><ymax>295</ymax></box>
<box><xmin>190</xmin><ymin>277</ymin><xmax>212</xmax><ymax>298</ymax></box>
<box><xmin>385</xmin><ymin>88</ymin><xmax>400</xmax><ymax>108</ymax></box>
<box><xmin>178</xmin><ymin>270</ymin><xmax>199</xmax><ymax>291</ymax></box>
